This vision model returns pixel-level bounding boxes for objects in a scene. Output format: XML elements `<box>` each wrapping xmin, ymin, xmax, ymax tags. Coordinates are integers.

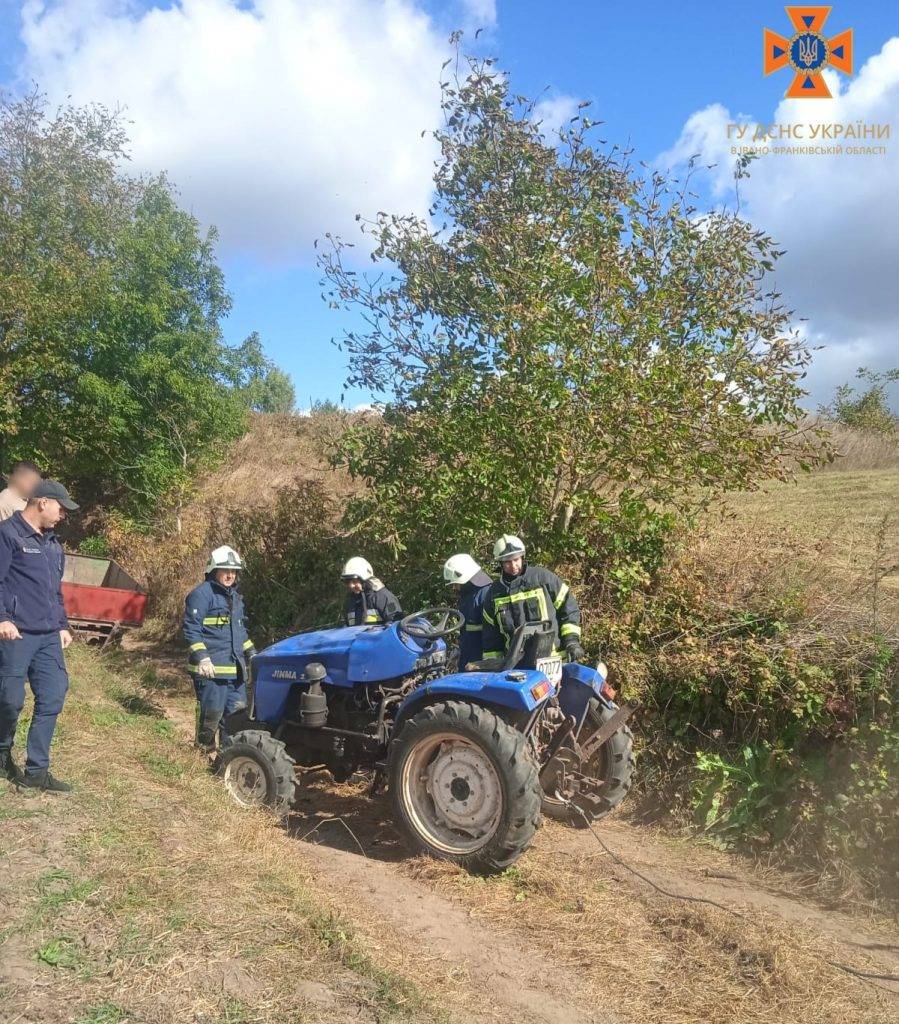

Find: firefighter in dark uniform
<box><xmin>183</xmin><ymin>546</ymin><xmax>256</xmax><ymax>751</ymax></box>
<box><xmin>481</xmin><ymin>534</ymin><xmax>585</xmax><ymax>664</ymax></box>
<box><xmin>442</xmin><ymin>553</ymin><xmax>492</xmax><ymax>669</ymax></box>
<box><xmin>341</xmin><ymin>557</ymin><xmax>403</xmax><ymax>626</ymax></box>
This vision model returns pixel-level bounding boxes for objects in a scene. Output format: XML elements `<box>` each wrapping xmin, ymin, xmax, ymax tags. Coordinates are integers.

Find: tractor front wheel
<box><xmin>389</xmin><ymin>701</ymin><xmax>542</xmax><ymax>872</ymax></box>
<box><xmin>216</xmin><ymin>730</ymin><xmax>297</xmax><ymax>815</ymax></box>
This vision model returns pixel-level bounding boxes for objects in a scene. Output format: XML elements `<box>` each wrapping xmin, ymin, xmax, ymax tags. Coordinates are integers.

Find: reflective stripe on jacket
<box><xmin>344</xmin><ymin>578</ymin><xmax>403</xmax><ymax>626</ymax></box>
<box><xmin>481</xmin><ymin>563</ymin><xmax>580</xmax><ymax>659</ymax></box>
<box><xmin>183</xmin><ymin>578</ymin><xmax>255</xmax><ymax>677</ymax></box>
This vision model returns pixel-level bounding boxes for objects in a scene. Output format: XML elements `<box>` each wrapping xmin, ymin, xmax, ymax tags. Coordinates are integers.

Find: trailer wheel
<box><xmin>389</xmin><ymin>701</ymin><xmax>542</xmax><ymax>873</ymax></box>
<box><xmin>216</xmin><ymin>730</ymin><xmax>296</xmax><ymax>815</ymax></box>
<box><xmin>541</xmin><ymin>699</ymin><xmax>635</xmax><ymax>825</ymax></box>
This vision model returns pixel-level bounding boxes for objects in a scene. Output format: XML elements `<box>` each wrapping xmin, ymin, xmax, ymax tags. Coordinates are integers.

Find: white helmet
<box><xmin>493</xmin><ymin>534</ymin><xmax>526</xmax><ymax>562</ymax></box>
<box><xmin>443</xmin><ymin>553</ymin><xmax>482</xmax><ymax>586</ymax></box>
<box><xmin>206</xmin><ymin>545</ymin><xmax>244</xmax><ymax>574</ymax></box>
<box><xmin>341</xmin><ymin>556</ymin><xmax>374</xmax><ymax>581</ymax></box>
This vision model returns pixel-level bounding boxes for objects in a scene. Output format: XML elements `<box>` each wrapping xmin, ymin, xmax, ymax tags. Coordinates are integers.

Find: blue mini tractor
<box><xmin>217</xmin><ymin>607</ymin><xmax>636</xmax><ymax>871</ymax></box>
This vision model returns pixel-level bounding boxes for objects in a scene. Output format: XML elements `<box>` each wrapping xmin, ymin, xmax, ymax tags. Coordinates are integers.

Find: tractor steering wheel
<box><xmin>398</xmin><ymin>607</ymin><xmax>464</xmax><ymax>641</ymax></box>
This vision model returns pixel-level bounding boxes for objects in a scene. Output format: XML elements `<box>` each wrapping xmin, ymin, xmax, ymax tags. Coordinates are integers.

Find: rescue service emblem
<box><xmin>764</xmin><ymin>6</ymin><xmax>853</xmax><ymax>99</ymax></box>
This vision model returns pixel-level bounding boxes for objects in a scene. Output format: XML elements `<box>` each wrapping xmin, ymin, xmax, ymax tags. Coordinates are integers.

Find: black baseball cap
<box><xmin>33</xmin><ymin>479</ymin><xmax>79</xmax><ymax>511</ymax></box>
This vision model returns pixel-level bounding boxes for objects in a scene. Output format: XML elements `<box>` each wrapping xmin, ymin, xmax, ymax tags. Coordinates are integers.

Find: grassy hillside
<box><xmin>99</xmin><ymin>413</ymin><xmax>898</xmax><ymax>904</ymax></box>
<box><xmin>724</xmin><ymin>468</ymin><xmax>898</xmax><ymax>622</ymax></box>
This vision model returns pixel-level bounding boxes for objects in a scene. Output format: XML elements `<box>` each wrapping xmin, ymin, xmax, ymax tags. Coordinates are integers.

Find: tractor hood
<box><xmin>254</xmin><ymin>623</ymin><xmax>445</xmax><ymax>688</ymax></box>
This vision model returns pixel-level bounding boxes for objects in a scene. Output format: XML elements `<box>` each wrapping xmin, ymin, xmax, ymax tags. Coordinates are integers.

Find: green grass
<box><xmin>138</xmin><ymin>750</ymin><xmax>186</xmax><ymax>781</ymax></box>
<box><xmin>310</xmin><ymin>910</ymin><xmax>433</xmax><ymax>1020</ymax></box>
<box><xmin>74</xmin><ymin>1005</ymin><xmax>127</xmax><ymax>1024</ymax></box>
<box><xmin>37</xmin><ymin>935</ymin><xmax>90</xmax><ymax>975</ymax></box>
<box><xmin>34</xmin><ymin>869</ymin><xmax>98</xmax><ymax>921</ymax></box>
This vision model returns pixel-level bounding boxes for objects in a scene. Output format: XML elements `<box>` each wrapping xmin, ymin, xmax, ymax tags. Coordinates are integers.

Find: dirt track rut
<box><xmin>298</xmin><ymin>837</ymin><xmax>615</xmax><ymax>1024</ymax></box>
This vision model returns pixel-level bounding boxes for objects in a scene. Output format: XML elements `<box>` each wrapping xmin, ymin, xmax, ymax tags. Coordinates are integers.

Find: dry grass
<box><xmin>107</xmin><ymin>409</ymin><xmax>358</xmax><ymax>627</ymax></box>
<box><xmin>198</xmin><ymin>410</ymin><xmax>358</xmax><ymax>510</ymax></box>
<box><xmin>285</xmin><ymin>769</ymin><xmax>898</xmax><ymax>1024</ymax></box>
<box><xmin>402</xmin><ymin>828</ymin><xmax>897</xmax><ymax>1024</ymax></box>
<box><xmin>2</xmin><ymin>644</ymin><xmax>893</xmax><ymax>1024</ymax></box>
<box><xmin>0</xmin><ymin>645</ymin><xmax>452</xmax><ymax>1024</ymax></box>
<box><xmin>820</xmin><ymin>423</ymin><xmax>899</xmax><ymax>472</ymax></box>
<box><xmin>717</xmin><ymin>467</ymin><xmax>899</xmax><ymax>630</ymax></box>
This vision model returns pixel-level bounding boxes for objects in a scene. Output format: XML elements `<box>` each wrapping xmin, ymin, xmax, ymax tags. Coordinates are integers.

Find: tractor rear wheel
<box><xmin>216</xmin><ymin>730</ymin><xmax>297</xmax><ymax>815</ymax></box>
<box><xmin>541</xmin><ymin>699</ymin><xmax>635</xmax><ymax>825</ymax></box>
<box><xmin>389</xmin><ymin>701</ymin><xmax>542</xmax><ymax>873</ymax></box>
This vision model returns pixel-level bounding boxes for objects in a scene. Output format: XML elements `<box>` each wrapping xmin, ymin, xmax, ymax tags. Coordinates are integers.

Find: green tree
<box><xmin>819</xmin><ymin>367</ymin><xmax>899</xmax><ymax>436</ymax></box>
<box><xmin>229</xmin><ymin>332</ymin><xmax>296</xmax><ymax>413</ymax></box>
<box><xmin>320</xmin><ymin>51</ymin><xmax>827</xmax><ymax>573</ymax></box>
<box><xmin>0</xmin><ymin>91</ymin><xmax>285</xmax><ymax>522</ymax></box>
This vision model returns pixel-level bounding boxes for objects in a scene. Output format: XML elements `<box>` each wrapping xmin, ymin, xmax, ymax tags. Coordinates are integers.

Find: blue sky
<box><xmin>3</xmin><ymin>1</ymin><xmax>898</xmax><ymax>408</ymax></box>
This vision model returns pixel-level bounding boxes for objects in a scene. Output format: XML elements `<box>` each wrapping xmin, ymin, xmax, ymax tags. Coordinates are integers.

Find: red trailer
<box><xmin>61</xmin><ymin>553</ymin><xmax>148</xmax><ymax>643</ymax></box>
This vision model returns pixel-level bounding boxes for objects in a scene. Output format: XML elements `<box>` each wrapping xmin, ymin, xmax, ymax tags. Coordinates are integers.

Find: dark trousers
<box><xmin>192</xmin><ymin>668</ymin><xmax>248</xmax><ymax>749</ymax></box>
<box><xmin>0</xmin><ymin>631</ymin><xmax>69</xmax><ymax>773</ymax></box>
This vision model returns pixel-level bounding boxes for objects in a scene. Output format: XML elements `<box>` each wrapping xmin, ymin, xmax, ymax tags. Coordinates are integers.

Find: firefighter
<box><xmin>481</xmin><ymin>534</ymin><xmax>585</xmax><ymax>664</ymax></box>
<box><xmin>183</xmin><ymin>546</ymin><xmax>256</xmax><ymax>752</ymax></box>
<box><xmin>341</xmin><ymin>557</ymin><xmax>403</xmax><ymax>626</ymax></box>
<box><xmin>443</xmin><ymin>553</ymin><xmax>492</xmax><ymax>668</ymax></box>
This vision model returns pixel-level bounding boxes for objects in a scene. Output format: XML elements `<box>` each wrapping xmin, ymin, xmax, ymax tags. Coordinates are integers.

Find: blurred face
<box><xmin>10</xmin><ymin>467</ymin><xmax>41</xmax><ymax>499</ymax></box>
<box><xmin>215</xmin><ymin>569</ymin><xmax>238</xmax><ymax>587</ymax></box>
<box><xmin>346</xmin><ymin>578</ymin><xmax>363</xmax><ymax>594</ymax></box>
<box><xmin>501</xmin><ymin>554</ymin><xmax>524</xmax><ymax>577</ymax></box>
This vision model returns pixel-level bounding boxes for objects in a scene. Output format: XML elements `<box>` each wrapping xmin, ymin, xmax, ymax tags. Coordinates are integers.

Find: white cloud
<box><xmin>459</xmin><ymin>0</ymin><xmax>497</xmax><ymax>30</ymax></box>
<box><xmin>532</xmin><ymin>92</ymin><xmax>581</xmax><ymax>138</ymax></box>
<box><xmin>659</xmin><ymin>39</ymin><xmax>899</xmax><ymax>406</ymax></box>
<box><xmin>16</xmin><ymin>0</ymin><xmax>449</xmax><ymax>263</ymax></box>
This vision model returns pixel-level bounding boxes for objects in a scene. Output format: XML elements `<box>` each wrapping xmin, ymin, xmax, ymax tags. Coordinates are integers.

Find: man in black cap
<box><xmin>0</xmin><ymin>480</ymin><xmax>79</xmax><ymax>791</ymax></box>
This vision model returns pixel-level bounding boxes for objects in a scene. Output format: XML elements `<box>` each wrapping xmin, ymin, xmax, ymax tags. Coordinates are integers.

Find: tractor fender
<box><xmin>395</xmin><ymin>670</ymin><xmax>549</xmax><ymax>732</ymax></box>
<box><xmin>558</xmin><ymin>662</ymin><xmax>614</xmax><ymax>729</ymax></box>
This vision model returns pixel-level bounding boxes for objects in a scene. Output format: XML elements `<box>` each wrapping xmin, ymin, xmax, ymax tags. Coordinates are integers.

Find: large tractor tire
<box><xmin>216</xmin><ymin>730</ymin><xmax>297</xmax><ymax>815</ymax></box>
<box><xmin>541</xmin><ymin>698</ymin><xmax>635</xmax><ymax>826</ymax></box>
<box><xmin>389</xmin><ymin>701</ymin><xmax>542</xmax><ymax>873</ymax></box>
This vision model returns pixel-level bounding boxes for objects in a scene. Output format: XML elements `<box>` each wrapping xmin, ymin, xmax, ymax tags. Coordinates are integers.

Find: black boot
<box><xmin>0</xmin><ymin>750</ymin><xmax>23</xmax><ymax>785</ymax></box>
<box><xmin>21</xmin><ymin>770</ymin><xmax>72</xmax><ymax>793</ymax></box>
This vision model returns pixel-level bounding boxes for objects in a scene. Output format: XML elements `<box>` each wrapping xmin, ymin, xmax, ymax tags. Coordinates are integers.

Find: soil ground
<box><xmin>1</xmin><ymin>642</ymin><xmax>897</xmax><ymax>1024</ymax></box>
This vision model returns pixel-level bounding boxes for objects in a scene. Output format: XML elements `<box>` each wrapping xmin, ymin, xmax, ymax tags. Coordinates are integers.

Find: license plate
<box><xmin>536</xmin><ymin>657</ymin><xmax>562</xmax><ymax>686</ymax></box>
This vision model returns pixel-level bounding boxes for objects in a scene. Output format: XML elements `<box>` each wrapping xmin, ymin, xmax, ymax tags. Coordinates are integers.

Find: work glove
<box><xmin>564</xmin><ymin>640</ymin><xmax>586</xmax><ymax>664</ymax></box>
<box><xmin>196</xmin><ymin>657</ymin><xmax>216</xmax><ymax>679</ymax></box>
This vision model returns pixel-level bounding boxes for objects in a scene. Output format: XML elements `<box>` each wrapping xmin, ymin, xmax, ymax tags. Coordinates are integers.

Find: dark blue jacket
<box><xmin>183</xmin><ymin>578</ymin><xmax>255</xmax><ymax>679</ymax></box>
<box><xmin>344</xmin><ymin>579</ymin><xmax>403</xmax><ymax>626</ymax></box>
<box><xmin>0</xmin><ymin>512</ymin><xmax>69</xmax><ymax>634</ymax></box>
<box><xmin>457</xmin><ymin>572</ymin><xmax>493</xmax><ymax>668</ymax></box>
